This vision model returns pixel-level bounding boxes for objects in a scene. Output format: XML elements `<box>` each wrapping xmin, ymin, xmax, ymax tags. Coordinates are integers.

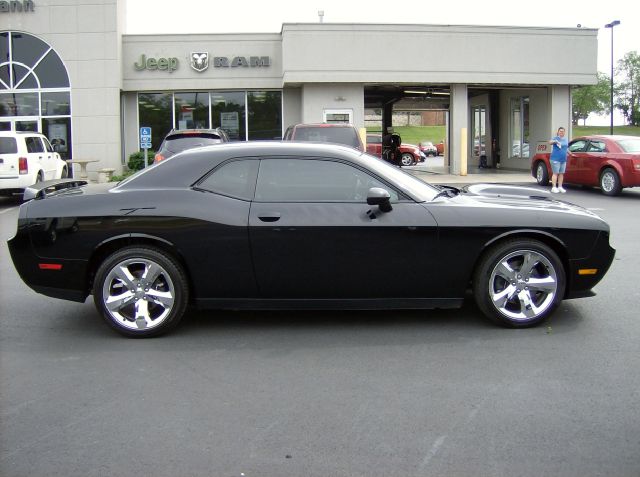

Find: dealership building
<box><xmin>2</xmin><ymin>0</ymin><xmax>598</xmax><ymax>177</ymax></box>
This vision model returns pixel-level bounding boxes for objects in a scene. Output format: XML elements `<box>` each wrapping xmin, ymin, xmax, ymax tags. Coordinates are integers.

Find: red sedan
<box><xmin>531</xmin><ymin>135</ymin><xmax>640</xmax><ymax>195</ymax></box>
<box><xmin>366</xmin><ymin>134</ymin><xmax>426</xmax><ymax>166</ymax></box>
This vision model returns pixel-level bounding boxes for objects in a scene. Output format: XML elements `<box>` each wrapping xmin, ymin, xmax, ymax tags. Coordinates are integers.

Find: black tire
<box><xmin>400</xmin><ymin>153</ymin><xmax>414</xmax><ymax>166</ymax></box>
<box><xmin>60</xmin><ymin>166</ymin><xmax>68</xmax><ymax>179</ymax></box>
<box><xmin>535</xmin><ymin>161</ymin><xmax>549</xmax><ymax>186</ymax></box>
<box><xmin>599</xmin><ymin>168</ymin><xmax>622</xmax><ymax>196</ymax></box>
<box><xmin>473</xmin><ymin>239</ymin><xmax>565</xmax><ymax>328</ymax></box>
<box><xmin>93</xmin><ymin>246</ymin><xmax>189</xmax><ymax>337</ymax></box>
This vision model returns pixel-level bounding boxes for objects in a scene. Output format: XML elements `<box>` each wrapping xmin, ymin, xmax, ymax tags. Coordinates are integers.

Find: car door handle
<box><xmin>258</xmin><ymin>213</ymin><xmax>281</xmax><ymax>222</ymax></box>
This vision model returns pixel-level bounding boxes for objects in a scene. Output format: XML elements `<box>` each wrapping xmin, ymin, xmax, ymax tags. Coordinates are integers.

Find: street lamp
<box><xmin>604</xmin><ymin>20</ymin><xmax>620</xmax><ymax>135</ymax></box>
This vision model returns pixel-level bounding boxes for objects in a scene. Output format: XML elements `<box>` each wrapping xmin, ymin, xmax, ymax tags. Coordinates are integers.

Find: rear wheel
<box><xmin>600</xmin><ymin>168</ymin><xmax>621</xmax><ymax>196</ymax></box>
<box><xmin>535</xmin><ymin>161</ymin><xmax>549</xmax><ymax>186</ymax></box>
<box><xmin>400</xmin><ymin>153</ymin><xmax>414</xmax><ymax>166</ymax></box>
<box><xmin>93</xmin><ymin>246</ymin><xmax>189</xmax><ymax>337</ymax></box>
<box><xmin>60</xmin><ymin>166</ymin><xmax>68</xmax><ymax>179</ymax></box>
<box><xmin>473</xmin><ymin>239</ymin><xmax>565</xmax><ymax>327</ymax></box>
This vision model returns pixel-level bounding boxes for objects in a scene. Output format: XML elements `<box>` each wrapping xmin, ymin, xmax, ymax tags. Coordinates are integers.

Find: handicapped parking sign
<box><xmin>140</xmin><ymin>127</ymin><xmax>152</xmax><ymax>149</ymax></box>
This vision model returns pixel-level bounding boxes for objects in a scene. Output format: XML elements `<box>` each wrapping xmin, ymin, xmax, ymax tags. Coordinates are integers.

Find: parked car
<box><xmin>366</xmin><ymin>134</ymin><xmax>426</xmax><ymax>165</ymax></box>
<box><xmin>154</xmin><ymin>128</ymin><xmax>229</xmax><ymax>163</ymax></box>
<box><xmin>283</xmin><ymin>123</ymin><xmax>364</xmax><ymax>151</ymax></box>
<box><xmin>418</xmin><ymin>141</ymin><xmax>438</xmax><ymax>157</ymax></box>
<box><xmin>0</xmin><ymin>131</ymin><xmax>68</xmax><ymax>197</ymax></box>
<box><xmin>531</xmin><ymin>135</ymin><xmax>640</xmax><ymax>195</ymax></box>
<box><xmin>9</xmin><ymin>142</ymin><xmax>614</xmax><ymax>337</ymax></box>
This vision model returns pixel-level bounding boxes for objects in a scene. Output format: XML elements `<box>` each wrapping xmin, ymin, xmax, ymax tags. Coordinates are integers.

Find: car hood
<box><xmin>457</xmin><ymin>183</ymin><xmax>604</xmax><ymax>221</ymax></box>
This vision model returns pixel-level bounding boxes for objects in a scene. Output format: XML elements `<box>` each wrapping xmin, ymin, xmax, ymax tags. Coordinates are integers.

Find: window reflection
<box><xmin>211</xmin><ymin>91</ymin><xmax>246</xmax><ymax>140</ymax></box>
<box><xmin>174</xmin><ymin>92</ymin><xmax>208</xmax><ymax>129</ymax></box>
<box><xmin>138</xmin><ymin>92</ymin><xmax>173</xmax><ymax>150</ymax></box>
<box><xmin>0</xmin><ymin>92</ymin><xmax>39</xmax><ymax>116</ymax></box>
<box><xmin>248</xmin><ymin>91</ymin><xmax>282</xmax><ymax>140</ymax></box>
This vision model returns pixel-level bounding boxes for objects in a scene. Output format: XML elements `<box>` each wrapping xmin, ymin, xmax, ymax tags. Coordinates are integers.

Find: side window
<box><xmin>587</xmin><ymin>141</ymin><xmax>606</xmax><ymax>153</ymax></box>
<box><xmin>254</xmin><ymin>158</ymin><xmax>399</xmax><ymax>202</ymax></box>
<box><xmin>42</xmin><ymin>137</ymin><xmax>54</xmax><ymax>153</ymax></box>
<box><xmin>568</xmin><ymin>140</ymin><xmax>587</xmax><ymax>153</ymax></box>
<box><xmin>196</xmin><ymin>159</ymin><xmax>259</xmax><ymax>201</ymax></box>
<box><xmin>25</xmin><ymin>136</ymin><xmax>44</xmax><ymax>153</ymax></box>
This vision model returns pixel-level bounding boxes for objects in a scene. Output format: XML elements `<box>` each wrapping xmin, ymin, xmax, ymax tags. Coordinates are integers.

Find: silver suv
<box><xmin>0</xmin><ymin>131</ymin><xmax>68</xmax><ymax>196</ymax></box>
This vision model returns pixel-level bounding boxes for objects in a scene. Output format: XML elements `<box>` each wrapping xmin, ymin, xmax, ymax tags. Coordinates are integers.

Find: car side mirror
<box><xmin>367</xmin><ymin>187</ymin><xmax>393</xmax><ymax>212</ymax></box>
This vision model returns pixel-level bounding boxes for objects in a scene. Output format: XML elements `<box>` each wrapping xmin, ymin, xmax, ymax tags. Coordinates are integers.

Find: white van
<box><xmin>0</xmin><ymin>131</ymin><xmax>68</xmax><ymax>196</ymax></box>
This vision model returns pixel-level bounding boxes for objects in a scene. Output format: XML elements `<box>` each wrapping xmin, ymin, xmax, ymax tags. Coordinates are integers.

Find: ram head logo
<box><xmin>190</xmin><ymin>52</ymin><xmax>209</xmax><ymax>72</ymax></box>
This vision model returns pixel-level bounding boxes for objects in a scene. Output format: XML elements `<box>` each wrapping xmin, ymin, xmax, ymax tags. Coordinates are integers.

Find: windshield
<box><xmin>360</xmin><ymin>152</ymin><xmax>441</xmax><ymax>201</ymax></box>
<box><xmin>617</xmin><ymin>138</ymin><xmax>640</xmax><ymax>153</ymax></box>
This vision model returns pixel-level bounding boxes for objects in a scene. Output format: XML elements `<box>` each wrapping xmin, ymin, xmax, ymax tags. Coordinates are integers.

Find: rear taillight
<box><xmin>154</xmin><ymin>154</ymin><xmax>164</xmax><ymax>163</ymax></box>
<box><xmin>632</xmin><ymin>158</ymin><xmax>640</xmax><ymax>171</ymax></box>
<box><xmin>19</xmin><ymin>157</ymin><xmax>28</xmax><ymax>174</ymax></box>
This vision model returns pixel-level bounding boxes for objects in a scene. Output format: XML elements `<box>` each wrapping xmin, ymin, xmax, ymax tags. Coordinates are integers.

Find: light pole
<box><xmin>604</xmin><ymin>20</ymin><xmax>620</xmax><ymax>135</ymax></box>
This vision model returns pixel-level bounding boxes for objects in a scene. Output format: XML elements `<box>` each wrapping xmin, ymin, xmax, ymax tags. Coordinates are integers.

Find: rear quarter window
<box><xmin>25</xmin><ymin>136</ymin><xmax>44</xmax><ymax>153</ymax></box>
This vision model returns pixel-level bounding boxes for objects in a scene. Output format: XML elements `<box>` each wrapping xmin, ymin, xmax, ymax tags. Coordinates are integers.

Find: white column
<box><xmin>450</xmin><ymin>84</ymin><xmax>469</xmax><ymax>175</ymax></box>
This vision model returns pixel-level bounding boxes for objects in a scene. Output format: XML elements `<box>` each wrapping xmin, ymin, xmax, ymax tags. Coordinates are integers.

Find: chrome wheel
<box><xmin>400</xmin><ymin>153</ymin><xmax>414</xmax><ymax>166</ymax></box>
<box><xmin>600</xmin><ymin>168</ymin><xmax>621</xmax><ymax>196</ymax></box>
<box><xmin>536</xmin><ymin>162</ymin><xmax>548</xmax><ymax>185</ymax></box>
<box><xmin>488</xmin><ymin>249</ymin><xmax>558</xmax><ymax>322</ymax></box>
<box><xmin>102</xmin><ymin>257</ymin><xmax>176</xmax><ymax>331</ymax></box>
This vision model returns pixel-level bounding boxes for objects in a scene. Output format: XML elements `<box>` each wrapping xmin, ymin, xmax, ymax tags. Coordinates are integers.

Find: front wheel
<box><xmin>600</xmin><ymin>168</ymin><xmax>622</xmax><ymax>196</ymax></box>
<box><xmin>93</xmin><ymin>246</ymin><xmax>189</xmax><ymax>337</ymax></box>
<box><xmin>535</xmin><ymin>161</ymin><xmax>549</xmax><ymax>186</ymax></box>
<box><xmin>400</xmin><ymin>153</ymin><xmax>414</xmax><ymax>166</ymax></box>
<box><xmin>473</xmin><ymin>239</ymin><xmax>565</xmax><ymax>327</ymax></box>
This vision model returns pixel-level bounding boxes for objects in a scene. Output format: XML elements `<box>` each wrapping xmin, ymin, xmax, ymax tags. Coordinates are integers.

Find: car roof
<box><xmin>115</xmin><ymin>141</ymin><xmax>367</xmax><ymax>191</ymax></box>
<box><xmin>293</xmin><ymin>123</ymin><xmax>356</xmax><ymax>128</ymax></box>
<box><xmin>0</xmin><ymin>131</ymin><xmax>45</xmax><ymax>136</ymax></box>
<box><xmin>573</xmin><ymin>135</ymin><xmax>639</xmax><ymax>141</ymax></box>
<box><xmin>166</xmin><ymin>128</ymin><xmax>224</xmax><ymax>136</ymax></box>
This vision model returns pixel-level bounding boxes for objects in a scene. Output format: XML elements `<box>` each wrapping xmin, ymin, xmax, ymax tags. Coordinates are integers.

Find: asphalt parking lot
<box><xmin>1</xmin><ymin>184</ymin><xmax>639</xmax><ymax>477</ymax></box>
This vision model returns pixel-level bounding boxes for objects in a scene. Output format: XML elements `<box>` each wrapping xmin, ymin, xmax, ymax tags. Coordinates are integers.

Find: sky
<box><xmin>126</xmin><ymin>0</ymin><xmax>639</xmax><ymax>73</ymax></box>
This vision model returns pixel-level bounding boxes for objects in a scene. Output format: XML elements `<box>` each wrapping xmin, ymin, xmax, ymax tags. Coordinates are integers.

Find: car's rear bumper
<box><xmin>8</xmin><ymin>222</ymin><xmax>90</xmax><ymax>303</ymax></box>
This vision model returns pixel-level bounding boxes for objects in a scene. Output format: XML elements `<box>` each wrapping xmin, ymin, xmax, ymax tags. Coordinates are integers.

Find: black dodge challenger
<box><xmin>8</xmin><ymin>142</ymin><xmax>615</xmax><ymax>337</ymax></box>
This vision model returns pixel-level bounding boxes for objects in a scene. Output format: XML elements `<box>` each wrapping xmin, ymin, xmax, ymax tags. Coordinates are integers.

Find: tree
<box><xmin>572</xmin><ymin>72</ymin><xmax>610</xmax><ymax>125</ymax></box>
<box><xmin>615</xmin><ymin>51</ymin><xmax>640</xmax><ymax>126</ymax></box>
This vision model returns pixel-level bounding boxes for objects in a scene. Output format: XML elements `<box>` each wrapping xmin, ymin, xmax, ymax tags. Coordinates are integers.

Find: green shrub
<box><xmin>110</xmin><ymin>170</ymin><xmax>137</xmax><ymax>182</ymax></box>
<box><xmin>128</xmin><ymin>150</ymin><xmax>155</xmax><ymax>171</ymax></box>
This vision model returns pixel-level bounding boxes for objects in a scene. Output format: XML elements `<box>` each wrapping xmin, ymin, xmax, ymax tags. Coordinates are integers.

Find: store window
<box><xmin>324</xmin><ymin>109</ymin><xmax>353</xmax><ymax>124</ymax></box>
<box><xmin>510</xmin><ymin>96</ymin><xmax>530</xmax><ymax>158</ymax></box>
<box><xmin>248</xmin><ymin>91</ymin><xmax>282</xmax><ymax>140</ymax></box>
<box><xmin>174</xmin><ymin>92</ymin><xmax>208</xmax><ymax>129</ymax></box>
<box><xmin>0</xmin><ymin>32</ymin><xmax>72</xmax><ymax>159</ymax></box>
<box><xmin>138</xmin><ymin>93</ymin><xmax>173</xmax><ymax>150</ymax></box>
<box><xmin>137</xmin><ymin>90</ymin><xmax>282</xmax><ymax>145</ymax></box>
<box><xmin>211</xmin><ymin>91</ymin><xmax>246</xmax><ymax>141</ymax></box>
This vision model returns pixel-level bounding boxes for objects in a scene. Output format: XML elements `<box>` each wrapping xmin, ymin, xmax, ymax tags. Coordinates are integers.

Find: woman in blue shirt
<box><xmin>549</xmin><ymin>127</ymin><xmax>569</xmax><ymax>193</ymax></box>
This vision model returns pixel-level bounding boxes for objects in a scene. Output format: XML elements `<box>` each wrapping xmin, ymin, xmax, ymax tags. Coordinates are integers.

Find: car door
<box><xmin>565</xmin><ymin>139</ymin><xmax>588</xmax><ymax>183</ymax></box>
<box><xmin>366</xmin><ymin>135</ymin><xmax>382</xmax><ymax>156</ymax></box>
<box><xmin>248</xmin><ymin>157</ymin><xmax>439</xmax><ymax>299</ymax></box>
<box><xmin>580</xmin><ymin>139</ymin><xmax>608</xmax><ymax>185</ymax></box>
<box><xmin>40</xmin><ymin>136</ymin><xmax>59</xmax><ymax>178</ymax></box>
<box><xmin>24</xmin><ymin>136</ymin><xmax>48</xmax><ymax>180</ymax></box>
